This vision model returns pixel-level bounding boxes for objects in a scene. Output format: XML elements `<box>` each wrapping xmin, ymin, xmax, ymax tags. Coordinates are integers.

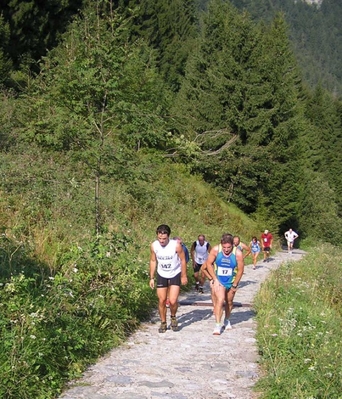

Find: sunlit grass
<box><xmin>254</xmin><ymin>245</ymin><xmax>342</xmax><ymax>399</ymax></box>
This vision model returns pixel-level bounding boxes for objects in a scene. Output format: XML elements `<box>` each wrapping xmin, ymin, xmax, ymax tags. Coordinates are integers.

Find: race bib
<box><xmin>264</xmin><ymin>238</ymin><xmax>267</xmax><ymax>242</ymax></box>
<box><xmin>217</xmin><ymin>267</ymin><xmax>232</xmax><ymax>276</ymax></box>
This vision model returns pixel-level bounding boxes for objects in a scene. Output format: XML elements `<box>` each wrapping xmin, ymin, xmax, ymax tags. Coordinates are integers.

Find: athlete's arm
<box><xmin>233</xmin><ymin>248</ymin><xmax>244</xmax><ymax>287</ymax></box>
<box><xmin>201</xmin><ymin>260</ymin><xmax>213</xmax><ymax>280</ymax></box>
<box><xmin>149</xmin><ymin>244</ymin><xmax>157</xmax><ymax>289</ymax></box>
<box><xmin>190</xmin><ymin>242</ymin><xmax>196</xmax><ymax>266</ymax></box>
<box><xmin>244</xmin><ymin>243</ymin><xmax>252</xmax><ymax>258</ymax></box>
<box><xmin>176</xmin><ymin>242</ymin><xmax>188</xmax><ymax>285</ymax></box>
<box><xmin>201</xmin><ymin>246</ymin><xmax>219</xmax><ymax>281</ymax></box>
<box><xmin>241</xmin><ymin>242</ymin><xmax>249</xmax><ymax>252</ymax></box>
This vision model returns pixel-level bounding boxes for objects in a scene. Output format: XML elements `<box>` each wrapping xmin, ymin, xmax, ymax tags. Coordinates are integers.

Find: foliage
<box><xmin>254</xmin><ymin>245</ymin><xmax>342</xmax><ymax>398</ymax></box>
<box><xmin>0</xmin><ymin>0</ymin><xmax>83</xmax><ymax>72</ymax></box>
<box><xmin>0</xmin><ymin>232</ymin><xmax>155</xmax><ymax>398</ymax></box>
<box><xmin>230</xmin><ymin>0</ymin><xmax>342</xmax><ymax>96</ymax></box>
<box><xmin>172</xmin><ymin>2</ymin><xmax>305</xmax><ymax>234</ymax></box>
<box><xmin>0</xmin><ymin>15</ymin><xmax>12</xmax><ymax>86</ymax></box>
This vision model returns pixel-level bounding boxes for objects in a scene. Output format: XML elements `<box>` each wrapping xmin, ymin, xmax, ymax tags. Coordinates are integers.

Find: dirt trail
<box><xmin>60</xmin><ymin>249</ymin><xmax>305</xmax><ymax>399</ymax></box>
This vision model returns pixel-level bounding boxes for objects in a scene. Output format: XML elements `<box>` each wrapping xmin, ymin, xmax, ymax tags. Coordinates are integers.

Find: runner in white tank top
<box><xmin>190</xmin><ymin>234</ymin><xmax>211</xmax><ymax>293</ymax></box>
<box><xmin>149</xmin><ymin>224</ymin><xmax>188</xmax><ymax>333</ymax></box>
<box><xmin>152</xmin><ymin>239</ymin><xmax>180</xmax><ymax>278</ymax></box>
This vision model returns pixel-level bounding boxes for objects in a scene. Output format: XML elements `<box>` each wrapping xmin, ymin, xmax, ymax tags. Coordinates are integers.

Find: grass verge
<box><xmin>254</xmin><ymin>244</ymin><xmax>342</xmax><ymax>399</ymax></box>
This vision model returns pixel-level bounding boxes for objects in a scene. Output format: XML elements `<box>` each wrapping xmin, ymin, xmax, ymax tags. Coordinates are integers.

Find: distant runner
<box><xmin>245</xmin><ymin>236</ymin><xmax>261</xmax><ymax>269</ymax></box>
<box><xmin>233</xmin><ymin>236</ymin><xmax>249</xmax><ymax>254</ymax></box>
<box><xmin>261</xmin><ymin>229</ymin><xmax>273</xmax><ymax>262</ymax></box>
<box><xmin>190</xmin><ymin>235</ymin><xmax>211</xmax><ymax>293</ymax></box>
<box><xmin>284</xmin><ymin>228</ymin><xmax>299</xmax><ymax>254</ymax></box>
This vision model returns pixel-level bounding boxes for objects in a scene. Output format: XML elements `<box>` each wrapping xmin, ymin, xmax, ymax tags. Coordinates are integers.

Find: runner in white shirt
<box><xmin>284</xmin><ymin>228</ymin><xmax>299</xmax><ymax>254</ymax></box>
<box><xmin>190</xmin><ymin>234</ymin><xmax>211</xmax><ymax>293</ymax></box>
<box><xmin>149</xmin><ymin>224</ymin><xmax>187</xmax><ymax>333</ymax></box>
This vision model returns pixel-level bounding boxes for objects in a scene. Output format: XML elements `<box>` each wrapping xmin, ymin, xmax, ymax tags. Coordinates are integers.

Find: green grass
<box><xmin>254</xmin><ymin>244</ymin><xmax>342</xmax><ymax>399</ymax></box>
<box><xmin>0</xmin><ymin>147</ymin><xmax>263</xmax><ymax>398</ymax></box>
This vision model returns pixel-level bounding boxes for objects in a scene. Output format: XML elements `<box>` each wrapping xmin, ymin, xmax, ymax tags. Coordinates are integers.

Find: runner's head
<box><xmin>156</xmin><ymin>224</ymin><xmax>171</xmax><ymax>247</ymax></box>
<box><xmin>173</xmin><ymin>236</ymin><xmax>183</xmax><ymax>244</ymax></box>
<box><xmin>197</xmin><ymin>234</ymin><xmax>205</xmax><ymax>245</ymax></box>
<box><xmin>233</xmin><ymin>236</ymin><xmax>240</xmax><ymax>246</ymax></box>
<box><xmin>252</xmin><ymin>236</ymin><xmax>257</xmax><ymax>242</ymax></box>
<box><xmin>220</xmin><ymin>233</ymin><xmax>234</xmax><ymax>255</ymax></box>
<box><xmin>264</xmin><ymin>229</ymin><xmax>269</xmax><ymax>234</ymax></box>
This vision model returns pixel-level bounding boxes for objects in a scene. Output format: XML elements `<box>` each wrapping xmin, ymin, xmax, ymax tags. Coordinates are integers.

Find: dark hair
<box><xmin>252</xmin><ymin>236</ymin><xmax>257</xmax><ymax>242</ymax></box>
<box><xmin>221</xmin><ymin>233</ymin><xmax>233</xmax><ymax>245</ymax></box>
<box><xmin>156</xmin><ymin>224</ymin><xmax>171</xmax><ymax>236</ymax></box>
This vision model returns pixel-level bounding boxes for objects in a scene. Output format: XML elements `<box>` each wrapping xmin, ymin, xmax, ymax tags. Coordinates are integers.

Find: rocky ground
<box><xmin>59</xmin><ymin>249</ymin><xmax>306</xmax><ymax>399</ymax></box>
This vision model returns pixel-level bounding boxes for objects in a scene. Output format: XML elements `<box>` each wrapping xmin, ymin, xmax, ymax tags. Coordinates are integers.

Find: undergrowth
<box><xmin>254</xmin><ymin>245</ymin><xmax>342</xmax><ymax>399</ymax></box>
<box><xmin>0</xmin><ymin>148</ymin><xmax>261</xmax><ymax>398</ymax></box>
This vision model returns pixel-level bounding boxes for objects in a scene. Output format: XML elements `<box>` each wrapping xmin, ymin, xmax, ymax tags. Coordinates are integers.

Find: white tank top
<box><xmin>152</xmin><ymin>239</ymin><xmax>180</xmax><ymax>278</ymax></box>
<box><xmin>194</xmin><ymin>240</ymin><xmax>209</xmax><ymax>264</ymax></box>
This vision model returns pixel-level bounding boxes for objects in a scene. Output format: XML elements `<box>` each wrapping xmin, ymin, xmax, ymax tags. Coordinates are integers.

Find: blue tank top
<box><xmin>251</xmin><ymin>241</ymin><xmax>260</xmax><ymax>252</ymax></box>
<box><xmin>215</xmin><ymin>246</ymin><xmax>237</xmax><ymax>286</ymax></box>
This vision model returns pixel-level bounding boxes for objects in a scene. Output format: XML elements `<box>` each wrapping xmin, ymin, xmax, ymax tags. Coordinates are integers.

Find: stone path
<box><xmin>60</xmin><ymin>249</ymin><xmax>306</xmax><ymax>399</ymax></box>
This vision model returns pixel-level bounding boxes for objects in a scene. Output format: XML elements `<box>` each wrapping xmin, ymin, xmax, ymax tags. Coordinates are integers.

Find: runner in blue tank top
<box><xmin>202</xmin><ymin>233</ymin><xmax>244</xmax><ymax>335</ymax></box>
<box><xmin>245</xmin><ymin>236</ymin><xmax>261</xmax><ymax>270</ymax></box>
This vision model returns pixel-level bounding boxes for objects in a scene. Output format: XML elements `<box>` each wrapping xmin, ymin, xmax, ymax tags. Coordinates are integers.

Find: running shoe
<box><xmin>199</xmin><ymin>286</ymin><xmax>204</xmax><ymax>294</ymax></box>
<box><xmin>195</xmin><ymin>282</ymin><xmax>199</xmax><ymax>291</ymax></box>
<box><xmin>171</xmin><ymin>316</ymin><xmax>178</xmax><ymax>331</ymax></box>
<box><xmin>213</xmin><ymin>325</ymin><xmax>221</xmax><ymax>335</ymax></box>
<box><xmin>158</xmin><ymin>322</ymin><xmax>167</xmax><ymax>333</ymax></box>
<box><xmin>224</xmin><ymin>319</ymin><xmax>232</xmax><ymax>330</ymax></box>
<box><xmin>166</xmin><ymin>298</ymin><xmax>170</xmax><ymax>308</ymax></box>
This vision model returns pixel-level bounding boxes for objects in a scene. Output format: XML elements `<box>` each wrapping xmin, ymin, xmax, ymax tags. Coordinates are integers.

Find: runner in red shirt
<box><xmin>261</xmin><ymin>229</ymin><xmax>273</xmax><ymax>262</ymax></box>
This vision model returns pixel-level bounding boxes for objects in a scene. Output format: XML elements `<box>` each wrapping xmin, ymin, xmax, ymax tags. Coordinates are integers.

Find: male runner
<box><xmin>284</xmin><ymin>228</ymin><xmax>299</xmax><ymax>254</ymax></box>
<box><xmin>190</xmin><ymin>234</ymin><xmax>211</xmax><ymax>293</ymax></box>
<box><xmin>202</xmin><ymin>233</ymin><xmax>244</xmax><ymax>335</ymax></box>
<box><xmin>149</xmin><ymin>224</ymin><xmax>187</xmax><ymax>333</ymax></box>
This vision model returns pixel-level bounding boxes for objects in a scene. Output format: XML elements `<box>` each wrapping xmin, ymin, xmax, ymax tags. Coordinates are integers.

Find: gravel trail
<box><xmin>60</xmin><ymin>249</ymin><xmax>305</xmax><ymax>399</ymax></box>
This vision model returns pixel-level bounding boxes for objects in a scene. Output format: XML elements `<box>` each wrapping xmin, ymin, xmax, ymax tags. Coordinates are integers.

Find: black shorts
<box><xmin>193</xmin><ymin>262</ymin><xmax>203</xmax><ymax>273</ymax></box>
<box><xmin>263</xmin><ymin>246</ymin><xmax>270</xmax><ymax>252</ymax></box>
<box><xmin>156</xmin><ymin>272</ymin><xmax>181</xmax><ymax>288</ymax></box>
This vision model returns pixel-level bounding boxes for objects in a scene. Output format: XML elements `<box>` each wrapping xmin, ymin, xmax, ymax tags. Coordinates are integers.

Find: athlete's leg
<box><xmin>287</xmin><ymin>240</ymin><xmax>291</xmax><ymax>252</ymax></box>
<box><xmin>210</xmin><ymin>280</ymin><xmax>215</xmax><ymax>314</ymax></box>
<box><xmin>224</xmin><ymin>288</ymin><xmax>236</xmax><ymax>320</ymax></box>
<box><xmin>168</xmin><ymin>284</ymin><xmax>180</xmax><ymax>316</ymax></box>
<box><xmin>157</xmin><ymin>287</ymin><xmax>168</xmax><ymax>322</ymax></box>
<box><xmin>193</xmin><ymin>263</ymin><xmax>201</xmax><ymax>290</ymax></box>
<box><xmin>252</xmin><ymin>252</ymin><xmax>257</xmax><ymax>268</ymax></box>
<box><xmin>213</xmin><ymin>284</ymin><xmax>225</xmax><ymax>324</ymax></box>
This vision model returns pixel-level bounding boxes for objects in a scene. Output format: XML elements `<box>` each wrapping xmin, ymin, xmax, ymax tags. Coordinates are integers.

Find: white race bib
<box><xmin>217</xmin><ymin>267</ymin><xmax>232</xmax><ymax>276</ymax></box>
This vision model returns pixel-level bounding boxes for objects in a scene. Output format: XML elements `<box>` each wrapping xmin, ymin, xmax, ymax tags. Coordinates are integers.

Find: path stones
<box><xmin>60</xmin><ymin>250</ymin><xmax>305</xmax><ymax>399</ymax></box>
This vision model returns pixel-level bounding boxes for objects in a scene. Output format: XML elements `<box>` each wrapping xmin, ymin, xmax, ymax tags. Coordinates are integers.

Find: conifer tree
<box><xmin>18</xmin><ymin>1</ymin><xmax>168</xmax><ymax>234</ymax></box>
